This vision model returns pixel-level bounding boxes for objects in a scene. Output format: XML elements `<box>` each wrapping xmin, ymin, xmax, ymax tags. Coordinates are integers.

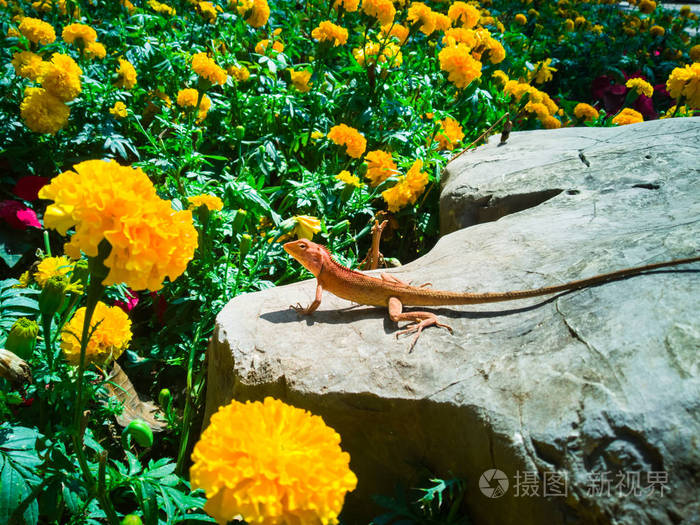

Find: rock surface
<box><xmin>204</xmin><ymin>118</ymin><xmax>700</xmax><ymax>525</ymax></box>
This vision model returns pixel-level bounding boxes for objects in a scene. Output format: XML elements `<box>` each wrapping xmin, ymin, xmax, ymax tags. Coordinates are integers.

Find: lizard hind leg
<box><xmin>387</xmin><ymin>297</ymin><xmax>454</xmax><ymax>351</ymax></box>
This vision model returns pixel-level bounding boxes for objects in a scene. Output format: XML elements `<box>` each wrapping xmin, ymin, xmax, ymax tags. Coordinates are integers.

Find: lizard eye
<box><xmin>298</xmin><ymin>242</ymin><xmax>307</xmax><ymax>249</ymax></box>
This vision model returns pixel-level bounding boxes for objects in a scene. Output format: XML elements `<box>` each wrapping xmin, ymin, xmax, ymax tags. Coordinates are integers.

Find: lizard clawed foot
<box><xmin>395</xmin><ymin>317</ymin><xmax>454</xmax><ymax>351</ymax></box>
<box><xmin>289</xmin><ymin>303</ymin><xmax>311</xmax><ymax>315</ymax></box>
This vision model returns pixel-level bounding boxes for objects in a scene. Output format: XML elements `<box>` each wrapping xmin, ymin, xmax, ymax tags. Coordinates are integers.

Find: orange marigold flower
<box><xmin>148</xmin><ymin>0</ymin><xmax>176</xmax><ymax>15</ymax></box>
<box><xmin>381</xmin><ymin>23</ymin><xmax>409</xmax><ymax>45</ymax></box>
<box><xmin>61</xmin><ymin>301</ymin><xmax>132</xmax><ymax>366</ymax></box>
<box><xmin>311</xmin><ymin>20</ymin><xmax>348</xmax><ymax>46</ymax></box>
<box><xmin>448</xmin><ymin>1</ymin><xmax>480</xmax><ymax>28</ymax></box>
<box><xmin>38</xmin><ymin>159</ymin><xmax>198</xmax><ymax>291</ymax></box>
<box><xmin>666</xmin><ymin>63</ymin><xmax>700</xmax><ymax>108</ymax></box>
<box><xmin>192</xmin><ymin>52</ymin><xmax>227</xmax><ymax>85</ymax></box>
<box><xmin>611</xmin><ymin>108</ymin><xmax>644</xmax><ymax>125</ymax></box>
<box><xmin>289</xmin><ymin>69</ymin><xmax>312</xmax><ymax>92</ymax></box>
<box><xmin>442</xmin><ymin>27</ymin><xmax>477</xmax><ymax>47</ymax></box>
<box><xmin>176</xmin><ymin>88</ymin><xmax>212</xmax><ymax>120</ymax></box>
<box><xmin>492</xmin><ymin>69</ymin><xmax>509</xmax><ymax>85</ymax></box>
<box><xmin>61</xmin><ymin>23</ymin><xmax>97</xmax><ymax>45</ymax></box>
<box><xmin>542</xmin><ymin>115</ymin><xmax>561</xmax><ymax>129</ymax></box>
<box><xmin>514</xmin><ymin>13</ymin><xmax>527</xmax><ymax>25</ymax></box>
<box><xmin>573</xmin><ymin>103</ymin><xmax>599</xmax><ymax>121</ymax></box>
<box><xmin>227</xmin><ymin>64</ymin><xmax>250</xmax><ymax>81</ymax></box>
<box><xmin>255</xmin><ymin>39</ymin><xmax>284</xmax><ymax>54</ymax></box>
<box><xmin>12</xmin><ymin>51</ymin><xmax>45</xmax><ymax>81</ymax></box>
<box><xmin>115</xmin><ymin>58</ymin><xmax>137</xmax><ymax>89</ymax></box>
<box><xmin>39</xmin><ymin>53</ymin><xmax>82</xmax><ymax>102</ymax></box>
<box><xmin>434</xmin><ymin>12</ymin><xmax>452</xmax><ymax>31</ymax></box>
<box><xmin>382</xmin><ymin>159</ymin><xmax>429</xmax><ymax>212</ymax></box>
<box><xmin>406</xmin><ymin>2</ymin><xmax>436</xmax><ymax>35</ymax></box>
<box><xmin>188</xmin><ymin>194</ymin><xmax>224</xmax><ymax>211</ymax></box>
<box><xmin>19</xmin><ymin>17</ymin><xmax>56</xmax><ymax>45</ymax></box>
<box><xmin>191</xmin><ymin>397</ymin><xmax>357</xmax><ymax>525</ymax></box>
<box><xmin>333</xmin><ymin>0</ymin><xmax>358</xmax><ymax>12</ymax></box>
<box><xmin>20</xmin><ymin>87</ymin><xmax>70</xmax><ymax>135</ymax></box>
<box><xmin>435</xmin><ymin>117</ymin><xmax>464</xmax><ymax>151</ymax></box>
<box><xmin>364</xmin><ymin>150</ymin><xmax>398</xmax><ymax>186</ymax></box>
<box><xmin>638</xmin><ymin>0</ymin><xmax>655</xmax><ymax>13</ymax></box>
<box><xmin>439</xmin><ymin>43</ymin><xmax>482</xmax><ymax>89</ymax></box>
<box><xmin>234</xmin><ymin>0</ymin><xmax>270</xmax><ymax>27</ymax></box>
<box><xmin>484</xmin><ymin>36</ymin><xmax>505</xmax><ymax>64</ymax></box>
<box><xmin>327</xmin><ymin>124</ymin><xmax>366</xmax><ymax>158</ymax></box>
<box><xmin>361</xmin><ymin>0</ymin><xmax>396</xmax><ymax>25</ymax></box>
<box><xmin>649</xmin><ymin>24</ymin><xmax>664</xmax><ymax>36</ymax></box>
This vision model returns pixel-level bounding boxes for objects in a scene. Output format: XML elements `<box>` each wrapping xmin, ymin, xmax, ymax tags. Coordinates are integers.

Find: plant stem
<box><xmin>175</xmin><ymin>322</ymin><xmax>203</xmax><ymax>475</ymax></box>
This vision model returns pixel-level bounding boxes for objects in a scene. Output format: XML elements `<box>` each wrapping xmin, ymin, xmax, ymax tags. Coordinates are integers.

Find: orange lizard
<box><xmin>283</xmin><ymin>239</ymin><xmax>700</xmax><ymax>350</ymax></box>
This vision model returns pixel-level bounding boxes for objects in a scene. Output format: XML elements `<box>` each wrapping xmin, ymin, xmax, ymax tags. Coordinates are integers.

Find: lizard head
<box><xmin>283</xmin><ymin>239</ymin><xmax>325</xmax><ymax>276</ymax></box>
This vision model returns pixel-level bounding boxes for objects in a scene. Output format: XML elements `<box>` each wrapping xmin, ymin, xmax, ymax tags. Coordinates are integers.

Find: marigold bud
<box><xmin>240</xmin><ymin>233</ymin><xmax>252</xmax><ymax>261</ymax></box>
<box><xmin>5</xmin><ymin>318</ymin><xmax>39</xmax><ymax>359</ymax></box>
<box><xmin>122</xmin><ymin>420</ymin><xmax>154</xmax><ymax>448</ymax></box>
<box><xmin>120</xmin><ymin>515</ymin><xmax>143</xmax><ymax>525</ymax></box>
<box><xmin>158</xmin><ymin>388</ymin><xmax>172</xmax><ymax>407</ymax></box>
<box><xmin>39</xmin><ymin>275</ymin><xmax>68</xmax><ymax>319</ymax></box>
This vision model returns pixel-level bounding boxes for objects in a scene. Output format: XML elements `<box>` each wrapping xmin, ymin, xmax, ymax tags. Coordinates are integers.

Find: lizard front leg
<box><xmin>387</xmin><ymin>297</ymin><xmax>453</xmax><ymax>351</ymax></box>
<box><xmin>290</xmin><ymin>282</ymin><xmax>323</xmax><ymax>315</ymax></box>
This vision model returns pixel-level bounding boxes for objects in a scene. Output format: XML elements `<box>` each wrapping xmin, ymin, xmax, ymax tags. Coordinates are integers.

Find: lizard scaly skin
<box><xmin>283</xmin><ymin>239</ymin><xmax>700</xmax><ymax>350</ymax></box>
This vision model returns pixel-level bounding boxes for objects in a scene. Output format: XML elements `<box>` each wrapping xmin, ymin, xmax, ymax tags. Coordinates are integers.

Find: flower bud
<box><xmin>39</xmin><ymin>275</ymin><xmax>68</xmax><ymax>319</ymax></box>
<box><xmin>331</xmin><ymin>220</ymin><xmax>350</xmax><ymax>235</ymax></box>
<box><xmin>72</xmin><ymin>259</ymin><xmax>89</xmax><ymax>288</ymax></box>
<box><xmin>231</xmin><ymin>209</ymin><xmax>247</xmax><ymax>234</ymax></box>
<box><xmin>239</xmin><ymin>234</ymin><xmax>252</xmax><ymax>261</ymax></box>
<box><xmin>4</xmin><ymin>318</ymin><xmax>39</xmax><ymax>360</ymax></box>
<box><xmin>120</xmin><ymin>515</ymin><xmax>143</xmax><ymax>525</ymax></box>
<box><xmin>122</xmin><ymin>420</ymin><xmax>154</xmax><ymax>448</ymax></box>
<box><xmin>158</xmin><ymin>388</ymin><xmax>172</xmax><ymax>407</ymax></box>
<box><xmin>234</xmin><ymin>125</ymin><xmax>245</xmax><ymax>139</ymax></box>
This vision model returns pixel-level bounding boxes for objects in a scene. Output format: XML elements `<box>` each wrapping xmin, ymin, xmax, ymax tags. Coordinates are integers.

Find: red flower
<box><xmin>115</xmin><ymin>289</ymin><xmax>140</xmax><ymax>313</ymax></box>
<box><xmin>13</xmin><ymin>176</ymin><xmax>49</xmax><ymax>201</ymax></box>
<box><xmin>0</xmin><ymin>200</ymin><xmax>41</xmax><ymax>230</ymax></box>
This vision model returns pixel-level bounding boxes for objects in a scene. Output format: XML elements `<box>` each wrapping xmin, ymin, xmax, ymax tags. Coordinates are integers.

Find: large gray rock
<box><xmin>204</xmin><ymin>118</ymin><xmax>700</xmax><ymax>524</ymax></box>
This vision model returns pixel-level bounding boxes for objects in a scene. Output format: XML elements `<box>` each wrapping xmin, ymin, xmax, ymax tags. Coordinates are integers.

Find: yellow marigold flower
<box><xmin>292</xmin><ymin>215</ymin><xmax>322</xmax><ymax>239</ymax></box>
<box><xmin>625</xmin><ymin>77</ymin><xmax>653</xmax><ymax>98</ymax></box>
<box><xmin>364</xmin><ymin>150</ymin><xmax>398</xmax><ymax>186</ymax></box>
<box><xmin>19</xmin><ymin>17</ymin><xmax>56</xmax><ymax>45</ymax></box>
<box><xmin>7</xmin><ymin>27</ymin><xmax>20</xmax><ymax>38</ymax></box>
<box><xmin>439</xmin><ymin>43</ymin><xmax>482</xmax><ymax>89</ymax></box>
<box><xmin>564</xmin><ymin>18</ymin><xmax>574</xmax><ymax>31</ymax></box>
<box><xmin>381</xmin><ymin>23</ymin><xmax>409</xmax><ymax>45</ymax></box>
<box><xmin>122</xmin><ymin>0</ymin><xmax>136</xmax><ymax>13</ymax></box>
<box><xmin>85</xmin><ymin>41</ymin><xmax>106</xmax><ymax>59</ymax></box>
<box><xmin>12</xmin><ymin>51</ymin><xmax>45</xmax><ymax>81</ymax></box>
<box><xmin>21</xmin><ymin>87</ymin><xmax>70</xmax><ymax>135</ymax></box>
<box><xmin>680</xmin><ymin>5</ymin><xmax>691</xmax><ymax>17</ymax></box>
<box><xmin>690</xmin><ymin>45</ymin><xmax>700</xmax><ymax>63</ymax></box>
<box><xmin>327</xmin><ymin>124</ymin><xmax>366</xmax><ymax>158</ymax></box>
<box><xmin>591</xmin><ymin>24</ymin><xmax>603</xmax><ymax>34</ymax></box>
<box><xmin>255</xmin><ymin>39</ymin><xmax>284</xmax><ymax>54</ymax></box>
<box><xmin>61</xmin><ymin>301</ymin><xmax>132</xmax><ymax>366</ymax></box>
<box><xmin>61</xmin><ymin>23</ymin><xmax>97</xmax><ymax>46</ymax></box>
<box><xmin>311</xmin><ymin>20</ymin><xmax>348</xmax><ymax>46</ymax></box>
<box><xmin>197</xmin><ymin>1</ymin><xmax>219</xmax><ymax>22</ymax></box>
<box><xmin>435</xmin><ymin>117</ymin><xmax>464</xmax><ymax>151</ymax></box>
<box><xmin>39</xmin><ymin>53</ymin><xmax>82</xmax><ymax>102</ymax></box>
<box><xmin>227</xmin><ymin>64</ymin><xmax>250</xmax><ymax>81</ymax></box>
<box><xmin>638</xmin><ymin>0</ymin><xmax>655</xmax><ymax>13</ymax></box>
<box><xmin>649</xmin><ymin>24</ymin><xmax>664</xmax><ymax>36</ymax></box>
<box><xmin>234</xmin><ymin>0</ymin><xmax>270</xmax><ymax>27</ymax></box>
<box><xmin>176</xmin><ymin>88</ymin><xmax>212</xmax><ymax>120</ymax></box>
<box><xmin>660</xmin><ymin>105</ymin><xmax>694</xmax><ymax>118</ymax></box>
<box><xmin>382</xmin><ymin>160</ymin><xmax>429</xmax><ymax>212</ymax></box>
<box><xmin>361</xmin><ymin>0</ymin><xmax>395</xmax><ymax>26</ymax></box>
<box><xmin>485</xmin><ymin>37</ymin><xmax>505</xmax><ymax>64</ymax></box>
<box><xmin>110</xmin><ymin>101</ymin><xmax>128</xmax><ymax>118</ymax></box>
<box><xmin>612</xmin><ymin>108</ymin><xmax>644</xmax><ymax>125</ymax></box>
<box><xmin>335</xmin><ymin>170</ymin><xmax>361</xmax><ymax>187</ymax></box>
<box><xmin>38</xmin><ymin>159</ymin><xmax>198</xmax><ymax>291</ymax></box>
<box><xmin>115</xmin><ymin>58</ymin><xmax>137</xmax><ymax>89</ymax></box>
<box><xmin>289</xmin><ymin>69</ymin><xmax>312</xmax><ymax>92</ymax></box>
<box><xmin>434</xmin><ymin>12</ymin><xmax>452</xmax><ymax>32</ymax></box>
<box><xmin>666</xmin><ymin>63</ymin><xmax>700</xmax><ymax>108</ymax></box>
<box><xmin>542</xmin><ymin>115</ymin><xmax>561</xmax><ymax>129</ymax></box>
<box><xmin>406</xmin><ymin>2</ymin><xmax>436</xmax><ymax>35</ymax></box>
<box><xmin>148</xmin><ymin>0</ymin><xmax>176</xmax><ymax>15</ymax></box>
<box><xmin>514</xmin><ymin>13</ymin><xmax>527</xmax><ymax>25</ymax></box>
<box><xmin>524</xmin><ymin>102</ymin><xmax>549</xmax><ymax>119</ymax></box>
<box><xmin>16</xmin><ymin>271</ymin><xmax>32</xmax><ymax>288</ymax></box>
<box><xmin>333</xmin><ymin>0</ymin><xmax>358</xmax><ymax>12</ymax></box>
<box><xmin>35</xmin><ymin>256</ymin><xmax>74</xmax><ymax>287</ymax></box>
<box><xmin>442</xmin><ymin>28</ymin><xmax>477</xmax><ymax>47</ymax></box>
<box><xmin>448</xmin><ymin>1</ymin><xmax>480</xmax><ymax>28</ymax></box>
<box><xmin>492</xmin><ymin>69</ymin><xmax>509</xmax><ymax>85</ymax></box>
<box><xmin>192</xmin><ymin>53</ymin><xmax>227</xmax><ymax>85</ymax></box>
<box><xmin>311</xmin><ymin>130</ymin><xmax>325</xmax><ymax>140</ymax></box>
<box><xmin>353</xmin><ymin>41</ymin><xmax>380</xmax><ymax>66</ymax></box>
<box><xmin>188</xmin><ymin>194</ymin><xmax>224</xmax><ymax>211</ymax></box>
<box><xmin>530</xmin><ymin>58</ymin><xmax>556</xmax><ymax>84</ymax></box>
<box><xmin>574</xmin><ymin>15</ymin><xmax>586</xmax><ymax>27</ymax></box>
<box><xmin>573</xmin><ymin>103</ymin><xmax>599</xmax><ymax>121</ymax></box>
<box><xmin>33</xmin><ymin>0</ymin><xmax>67</xmax><ymax>13</ymax></box>
<box><xmin>191</xmin><ymin>397</ymin><xmax>357</xmax><ymax>525</ymax></box>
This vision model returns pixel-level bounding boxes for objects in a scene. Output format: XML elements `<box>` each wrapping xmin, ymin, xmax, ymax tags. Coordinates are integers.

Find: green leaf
<box><xmin>0</xmin><ymin>425</ymin><xmax>43</xmax><ymax>525</ymax></box>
